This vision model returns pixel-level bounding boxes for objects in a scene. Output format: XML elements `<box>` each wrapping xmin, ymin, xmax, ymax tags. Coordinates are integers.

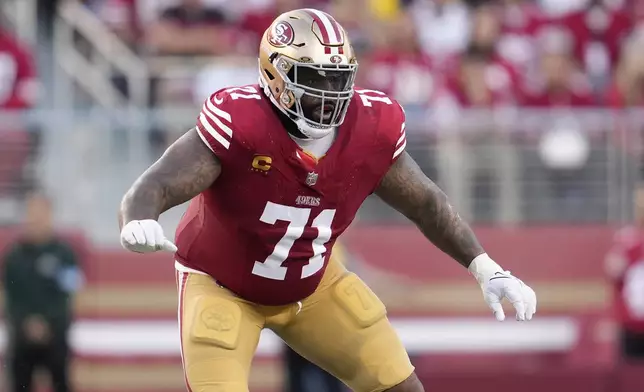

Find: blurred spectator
<box><xmin>408</xmin><ymin>0</ymin><xmax>470</xmax><ymax>60</ymax></box>
<box><xmin>100</xmin><ymin>0</ymin><xmax>143</xmax><ymax>49</ymax></box>
<box><xmin>361</xmin><ymin>12</ymin><xmax>435</xmax><ymax>106</ymax></box>
<box><xmin>538</xmin><ymin>0</ymin><xmax>587</xmax><ymax>16</ymax></box>
<box><xmin>605</xmin><ymin>29</ymin><xmax>644</xmax><ymax>107</ymax></box>
<box><xmin>497</xmin><ymin>0</ymin><xmax>547</xmax><ymax>72</ymax></box>
<box><xmin>520</xmin><ymin>27</ymin><xmax>595</xmax><ymax>221</ymax></box>
<box><xmin>0</xmin><ymin>27</ymin><xmax>38</xmax><ymax>110</ymax></box>
<box><xmin>433</xmin><ymin>44</ymin><xmax>518</xmax><ymax>109</ymax></box>
<box><xmin>470</xmin><ymin>3</ymin><xmax>501</xmax><ymax>54</ymax></box>
<box><xmin>327</xmin><ymin>0</ymin><xmax>375</xmax><ymax>54</ymax></box>
<box><xmin>100</xmin><ymin>0</ymin><xmax>179</xmax><ymax>50</ymax></box>
<box><xmin>146</xmin><ymin>0</ymin><xmax>233</xmax><ymax>56</ymax></box>
<box><xmin>605</xmin><ymin>185</ymin><xmax>644</xmax><ymax>361</ymax></box>
<box><xmin>429</xmin><ymin>4</ymin><xmax>521</xmax><ymax>110</ymax></box>
<box><xmin>554</xmin><ymin>0</ymin><xmax>633</xmax><ymax>89</ymax></box>
<box><xmin>0</xmin><ymin>25</ymin><xmax>38</xmax><ymax>197</ymax></box>
<box><xmin>519</xmin><ymin>27</ymin><xmax>595</xmax><ymax>107</ymax></box>
<box><xmin>2</xmin><ymin>192</ymin><xmax>84</xmax><ymax>392</ymax></box>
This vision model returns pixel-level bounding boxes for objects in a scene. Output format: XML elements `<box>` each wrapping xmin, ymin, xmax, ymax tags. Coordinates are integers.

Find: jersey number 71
<box><xmin>252</xmin><ymin>202</ymin><xmax>335</xmax><ymax>280</ymax></box>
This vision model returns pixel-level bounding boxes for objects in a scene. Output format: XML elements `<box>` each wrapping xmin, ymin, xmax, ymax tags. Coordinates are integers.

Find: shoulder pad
<box><xmin>195</xmin><ymin>85</ymin><xmax>264</xmax><ymax>161</ymax></box>
<box><xmin>354</xmin><ymin>88</ymin><xmax>406</xmax><ymax>163</ymax></box>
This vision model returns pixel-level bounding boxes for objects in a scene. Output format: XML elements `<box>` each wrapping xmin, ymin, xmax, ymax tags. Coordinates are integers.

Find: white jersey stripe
<box><xmin>195</xmin><ymin>127</ymin><xmax>215</xmax><ymax>152</ymax></box>
<box><xmin>308</xmin><ymin>9</ymin><xmax>340</xmax><ymax>44</ymax></box>
<box><xmin>202</xmin><ymin>103</ymin><xmax>233</xmax><ymax>137</ymax></box>
<box><xmin>393</xmin><ymin>139</ymin><xmax>407</xmax><ymax>160</ymax></box>
<box><xmin>199</xmin><ymin>113</ymin><xmax>231</xmax><ymax>149</ymax></box>
<box><xmin>396</xmin><ymin>132</ymin><xmax>406</xmax><ymax>147</ymax></box>
<box><xmin>206</xmin><ymin>98</ymin><xmax>232</xmax><ymax>122</ymax></box>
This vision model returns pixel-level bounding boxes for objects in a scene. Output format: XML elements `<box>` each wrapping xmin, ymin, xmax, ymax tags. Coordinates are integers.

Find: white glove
<box><xmin>469</xmin><ymin>253</ymin><xmax>537</xmax><ymax>321</ymax></box>
<box><xmin>120</xmin><ymin>219</ymin><xmax>177</xmax><ymax>253</ymax></box>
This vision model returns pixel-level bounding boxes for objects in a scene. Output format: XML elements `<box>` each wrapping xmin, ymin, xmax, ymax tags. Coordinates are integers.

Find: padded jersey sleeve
<box><xmin>195</xmin><ymin>85</ymin><xmax>262</xmax><ymax>165</ymax></box>
<box><xmin>195</xmin><ymin>90</ymin><xmax>236</xmax><ymax>161</ymax></box>
<box><xmin>353</xmin><ymin>88</ymin><xmax>407</xmax><ymax>166</ymax></box>
<box><xmin>355</xmin><ymin>90</ymin><xmax>409</xmax><ymax>194</ymax></box>
<box><xmin>381</xmin><ymin>98</ymin><xmax>407</xmax><ymax>165</ymax></box>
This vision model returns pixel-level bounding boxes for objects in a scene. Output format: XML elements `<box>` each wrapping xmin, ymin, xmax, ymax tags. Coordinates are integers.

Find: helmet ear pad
<box><xmin>260</xmin><ymin>63</ymin><xmax>297</xmax><ymax>112</ymax></box>
<box><xmin>279</xmin><ymin>91</ymin><xmax>296</xmax><ymax>108</ymax></box>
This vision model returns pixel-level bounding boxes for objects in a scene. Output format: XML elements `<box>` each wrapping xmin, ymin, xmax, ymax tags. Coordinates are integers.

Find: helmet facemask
<box><xmin>273</xmin><ymin>55</ymin><xmax>357</xmax><ymax>139</ymax></box>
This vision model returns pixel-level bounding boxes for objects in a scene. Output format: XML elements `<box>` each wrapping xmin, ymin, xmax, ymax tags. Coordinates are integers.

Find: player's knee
<box><xmin>384</xmin><ymin>372</ymin><xmax>424</xmax><ymax>392</ymax></box>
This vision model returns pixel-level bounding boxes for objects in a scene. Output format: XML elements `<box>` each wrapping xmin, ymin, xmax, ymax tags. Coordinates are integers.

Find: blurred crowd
<box><xmin>4</xmin><ymin>0</ymin><xmax>644</xmax><ymax>120</ymax></box>
<box><xmin>77</xmin><ymin>0</ymin><xmax>644</xmax><ymax>110</ymax></box>
<box><xmin>2</xmin><ymin>0</ymin><xmax>644</xmax><ymax>220</ymax></box>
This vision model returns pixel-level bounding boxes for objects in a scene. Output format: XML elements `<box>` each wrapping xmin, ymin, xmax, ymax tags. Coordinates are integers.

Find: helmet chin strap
<box><xmin>259</xmin><ymin>75</ymin><xmax>335</xmax><ymax>140</ymax></box>
<box><xmin>294</xmin><ymin>118</ymin><xmax>335</xmax><ymax>140</ymax></box>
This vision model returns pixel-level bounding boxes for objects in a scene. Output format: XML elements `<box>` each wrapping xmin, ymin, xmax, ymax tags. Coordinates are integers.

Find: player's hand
<box><xmin>481</xmin><ymin>271</ymin><xmax>537</xmax><ymax>321</ymax></box>
<box><xmin>120</xmin><ymin>219</ymin><xmax>177</xmax><ymax>253</ymax></box>
<box><xmin>469</xmin><ymin>253</ymin><xmax>537</xmax><ymax>321</ymax></box>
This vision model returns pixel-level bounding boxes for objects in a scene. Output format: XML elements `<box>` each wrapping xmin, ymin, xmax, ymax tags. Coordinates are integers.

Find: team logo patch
<box><xmin>201</xmin><ymin>304</ymin><xmax>236</xmax><ymax>332</ymax></box>
<box><xmin>306</xmin><ymin>171</ymin><xmax>318</xmax><ymax>186</ymax></box>
<box><xmin>268</xmin><ymin>21</ymin><xmax>295</xmax><ymax>47</ymax></box>
<box><xmin>330</xmin><ymin>55</ymin><xmax>342</xmax><ymax>64</ymax></box>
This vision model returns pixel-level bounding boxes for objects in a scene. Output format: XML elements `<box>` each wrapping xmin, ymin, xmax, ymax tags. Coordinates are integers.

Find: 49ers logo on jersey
<box><xmin>268</xmin><ymin>22</ymin><xmax>295</xmax><ymax>47</ymax></box>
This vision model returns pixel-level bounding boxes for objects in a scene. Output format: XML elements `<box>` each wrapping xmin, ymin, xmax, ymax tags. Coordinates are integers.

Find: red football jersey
<box><xmin>175</xmin><ymin>85</ymin><xmax>406</xmax><ymax>305</ymax></box>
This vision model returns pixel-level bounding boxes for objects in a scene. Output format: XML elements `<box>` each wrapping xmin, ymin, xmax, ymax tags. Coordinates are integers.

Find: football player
<box><xmin>118</xmin><ymin>8</ymin><xmax>537</xmax><ymax>392</ymax></box>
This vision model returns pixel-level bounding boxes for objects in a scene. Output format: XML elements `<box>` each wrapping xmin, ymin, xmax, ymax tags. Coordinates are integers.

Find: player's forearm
<box><xmin>119</xmin><ymin>177</ymin><xmax>168</xmax><ymax>229</ymax></box>
<box><xmin>375</xmin><ymin>152</ymin><xmax>485</xmax><ymax>268</ymax></box>
<box><xmin>118</xmin><ymin>129</ymin><xmax>222</xmax><ymax>229</ymax></box>
<box><xmin>413</xmin><ymin>189</ymin><xmax>485</xmax><ymax>268</ymax></box>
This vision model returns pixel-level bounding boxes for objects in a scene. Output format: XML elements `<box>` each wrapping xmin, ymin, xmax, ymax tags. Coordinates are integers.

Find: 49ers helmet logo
<box><xmin>268</xmin><ymin>21</ymin><xmax>295</xmax><ymax>47</ymax></box>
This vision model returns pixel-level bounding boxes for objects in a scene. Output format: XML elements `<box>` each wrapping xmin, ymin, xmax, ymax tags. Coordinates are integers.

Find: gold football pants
<box><xmin>176</xmin><ymin>258</ymin><xmax>414</xmax><ymax>392</ymax></box>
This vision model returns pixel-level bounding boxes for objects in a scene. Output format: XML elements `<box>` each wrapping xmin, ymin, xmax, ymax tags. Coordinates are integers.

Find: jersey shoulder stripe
<box><xmin>393</xmin><ymin>120</ymin><xmax>406</xmax><ymax>161</ymax></box>
<box><xmin>197</xmin><ymin>95</ymin><xmax>234</xmax><ymax>151</ymax></box>
<box><xmin>195</xmin><ymin>85</ymin><xmax>263</xmax><ymax>156</ymax></box>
